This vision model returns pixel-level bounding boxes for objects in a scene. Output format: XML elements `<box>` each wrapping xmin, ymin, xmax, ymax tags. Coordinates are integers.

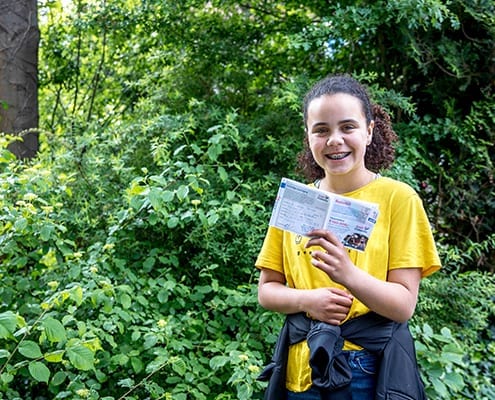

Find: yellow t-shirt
<box><xmin>255</xmin><ymin>176</ymin><xmax>441</xmax><ymax>392</ymax></box>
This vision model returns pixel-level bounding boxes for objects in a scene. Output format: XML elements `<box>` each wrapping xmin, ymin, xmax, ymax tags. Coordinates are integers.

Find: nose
<box><xmin>326</xmin><ymin>132</ymin><xmax>343</xmax><ymax>146</ymax></box>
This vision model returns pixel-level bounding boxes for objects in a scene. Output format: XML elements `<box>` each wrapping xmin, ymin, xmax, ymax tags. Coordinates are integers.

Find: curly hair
<box><xmin>296</xmin><ymin>74</ymin><xmax>398</xmax><ymax>181</ymax></box>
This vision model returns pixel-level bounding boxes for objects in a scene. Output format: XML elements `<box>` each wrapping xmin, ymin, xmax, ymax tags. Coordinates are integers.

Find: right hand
<box><xmin>258</xmin><ymin>268</ymin><xmax>353</xmax><ymax>325</ymax></box>
<box><xmin>303</xmin><ymin>287</ymin><xmax>354</xmax><ymax>325</ymax></box>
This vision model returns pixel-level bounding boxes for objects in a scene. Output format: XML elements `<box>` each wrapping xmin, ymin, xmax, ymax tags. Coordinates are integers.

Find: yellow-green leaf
<box><xmin>44</xmin><ymin>350</ymin><xmax>65</xmax><ymax>363</ymax></box>
<box><xmin>70</xmin><ymin>286</ymin><xmax>84</xmax><ymax>305</ymax></box>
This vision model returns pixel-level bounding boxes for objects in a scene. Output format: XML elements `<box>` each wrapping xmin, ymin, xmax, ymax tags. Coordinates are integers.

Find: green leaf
<box><xmin>143</xmin><ymin>333</ymin><xmax>158</xmax><ymax>349</ymax></box>
<box><xmin>157</xmin><ymin>288</ymin><xmax>169</xmax><ymax>303</ymax></box>
<box><xmin>197</xmin><ymin>382</ymin><xmax>210</xmax><ymax>394</ymax></box>
<box><xmin>207</xmin><ymin>144</ymin><xmax>221</xmax><ymax>161</ymax></box>
<box><xmin>176</xmin><ymin>185</ymin><xmax>189</xmax><ymax>200</ymax></box>
<box><xmin>210</xmin><ymin>355</ymin><xmax>230</xmax><ymax>369</ymax></box>
<box><xmin>18</xmin><ymin>340</ymin><xmax>43</xmax><ymax>359</ymax></box>
<box><xmin>51</xmin><ymin>371</ymin><xmax>67</xmax><ymax>386</ymax></box>
<box><xmin>171</xmin><ymin>356</ymin><xmax>187</xmax><ymax>376</ymax></box>
<box><xmin>28</xmin><ymin>361</ymin><xmax>50</xmax><ymax>383</ymax></box>
<box><xmin>0</xmin><ymin>349</ymin><xmax>11</xmax><ymax>358</ymax></box>
<box><xmin>67</xmin><ymin>345</ymin><xmax>94</xmax><ymax>371</ymax></box>
<box><xmin>131</xmin><ymin>356</ymin><xmax>144</xmax><ymax>373</ymax></box>
<box><xmin>237</xmin><ymin>382</ymin><xmax>253</xmax><ymax>400</ymax></box>
<box><xmin>218</xmin><ymin>166</ymin><xmax>228</xmax><ymax>181</ymax></box>
<box><xmin>118</xmin><ymin>378</ymin><xmax>134</xmax><ymax>388</ymax></box>
<box><xmin>439</xmin><ymin>326</ymin><xmax>454</xmax><ymax>339</ymax></box>
<box><xmin>0</xmin><ymin>372</ymin><xmax>13</xmax><ymax>384</ymax></box>
<box><xmin>163</xmin><ymin>190</ymin><xmax>174</xmax><ymax>202</ymax></box>
<box><xmin>431</xmin><ymin>377</ymin><xmax>448</xmax><ymax>397</ymax></box>
<box><xmin>112</xmin><ymin>353</ymin><xmax>129</xmax><ymax>366</ymax></box>
<box><xmin>443</xmin><ymin>371</ymin><xmax>465</xmax><ymax>391</ymax></box>
<box><xmin>232</xmin><ymin>204</ymin><xmax>243</xmax><ymax>216</ymax></box>
<box><xmin>14</xmin><ymin>217</ymin><xmax>28</xmax><ymax>231</ymax></box>
<box><xmin>167</xmin><ymin>216</ymin><xmax>179</xmax><ymax>228</ymax></box>
<box><xmin>120</xmin><ymin>293</ymin><xmax>132</xmax><ymax>309</ymax></box>
<box><xmin>207</xmin><ymin>211</ymin><xmax>219</xmax><ymax>225</ymax></box>
<box><xmin>0</xmin><ymin>311</ymin><xmax>18</xmax><ymax>339</ymax></box>
<box><xmin>440</xmin><ymin>350</ymin><xmax>465</xmax><ymax>365</ymax></box>
<box><xmin>43</xmin><ymin>318</ymin><xmax>67</xmax><ymax>343</ymax></box>
<box><xmin>422</xmin><ymin>323</ymin><xmax>433</xmax><ymax>337</ymax></box>
<box><xmin>40</xmin><ymin>224</ymin><xmax>54</xmax><ymax>241</ymax></box>
<box><xmin>143</xmin><ymin>256</ymin><xmax>155</xmax><ymax>272</ymax></box>
<box><xmin>149</xmin><ymin>188</ymin><xmax>164</xmax><ymax>209</ymax></box>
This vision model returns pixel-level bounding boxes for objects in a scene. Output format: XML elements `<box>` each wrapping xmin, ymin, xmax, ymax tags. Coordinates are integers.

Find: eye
<box><xmin>312</xmin><ymin>126</ymin><xmax>329</xmax><ymax>136</ymax></box>
<box><xmin>342</xmin><ymin>124</ymin><xmax>356</xmax><ymax>132</ymax></box>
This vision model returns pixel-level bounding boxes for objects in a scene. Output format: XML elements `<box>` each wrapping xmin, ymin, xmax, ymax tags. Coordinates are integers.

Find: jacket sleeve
<box><xmin>257</xmin><ymin>313</ymin><xmax>311</xmax><ymax>400</ymax></box>
<box><xmin>257</xmin><ymin>317</ymin><xmax>289</xmax><ymax>400</ymax></box>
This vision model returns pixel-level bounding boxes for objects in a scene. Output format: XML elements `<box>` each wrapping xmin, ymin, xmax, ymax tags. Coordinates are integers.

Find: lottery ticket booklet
<box><xmin>268</xmin><ymin>177</ymin><xmax>379</xmax><ymax>252</ymax></box>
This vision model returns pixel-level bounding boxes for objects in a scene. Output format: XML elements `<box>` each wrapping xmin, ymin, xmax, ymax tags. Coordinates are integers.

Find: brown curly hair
<box><xmin>296</xmin><ymin>74</ymin><xmax>398</xmax><ymax>181</ymax></box>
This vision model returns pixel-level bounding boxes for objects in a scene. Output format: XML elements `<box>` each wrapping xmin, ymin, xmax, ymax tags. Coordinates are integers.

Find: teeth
<box><xmin>328</xmin><ymin>153</ymin><xmax>348</xmax><ymax>160</ymax></box>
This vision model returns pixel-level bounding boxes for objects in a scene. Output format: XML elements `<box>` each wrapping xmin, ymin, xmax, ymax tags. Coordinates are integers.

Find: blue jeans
<box><xmin>287</xmin><ymin>350</ymin><xmax>378</xmax><ymax>400</ymax></box>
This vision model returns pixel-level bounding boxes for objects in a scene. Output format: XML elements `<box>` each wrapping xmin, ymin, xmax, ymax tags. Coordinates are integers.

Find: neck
<box><xmin>319</xmin><ymin>170</ymin><xmax>377</xmax><ymax>194</ymax></box>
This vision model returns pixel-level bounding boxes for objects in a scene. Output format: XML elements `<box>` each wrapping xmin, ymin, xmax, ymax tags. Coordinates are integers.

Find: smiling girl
<box><xmin>256</xmin><ymin>74</ymin><xmax>441</xmax><ymax>400</ymax></box>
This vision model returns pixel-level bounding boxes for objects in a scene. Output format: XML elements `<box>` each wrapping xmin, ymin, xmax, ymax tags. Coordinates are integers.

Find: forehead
<box><xmin>307</xmin><ymin>93</ymin><xmax>365</xmax><ymax>120</ymax></box>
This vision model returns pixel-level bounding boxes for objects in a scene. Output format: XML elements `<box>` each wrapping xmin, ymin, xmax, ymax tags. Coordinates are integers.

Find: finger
<box><xmin>306</xmin><ymin>228</ymin><xmax>330</xmax><ymax>238</ymax></box>
<box><xmin>309</xmin><ymin>249</ymin><xmax>328</xmax><ymax>260</ymax></box>
<box><xmin>306</xmin><ymin>234</ymin><xmax>340</xmax><ymax>250</ymax></box>
<box><xmin>311</xmin><ymin>251</ymin><xmax>339</xmax><ymax>267</ymax></box>
<box><xmin>311</xmin><ymin>259</ymin><xmax>333</xmax><ymax>277</ymax></box>
<box><xmin>329</xmin><ymin>304</ymin><xmax>352</xmax><ymax>315</ymax></box>
<box><xmin>326</xmin><ymin>314</ymin><xmax>349</xmax><ymax>325</ymax></box>
<box><xmin>332</xmin><ymin>296</ymin><xmax>354</xmax><ymax>307</ymax></box>
<box><xmin>328</xmin><ymin>287</ymin><xmax>354</xmax><ymax>299</ymax></box>
<box><xmin>305</xmin><ymin>234</ymin><xmax>330</xmax><ymax>248</ymax></box>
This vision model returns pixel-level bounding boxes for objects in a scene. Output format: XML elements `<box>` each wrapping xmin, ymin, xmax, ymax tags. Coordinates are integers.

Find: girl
<box><xmin>256</xmin><ymin>74</ymin><xmax>441</xmax><ymax>400</ymax></box>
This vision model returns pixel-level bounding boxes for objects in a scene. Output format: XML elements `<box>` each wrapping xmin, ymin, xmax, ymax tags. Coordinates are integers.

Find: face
<box><xmin>306</xmin><ymin>93</ymin><xmax>373</xmax><ymax>180</ymax></box>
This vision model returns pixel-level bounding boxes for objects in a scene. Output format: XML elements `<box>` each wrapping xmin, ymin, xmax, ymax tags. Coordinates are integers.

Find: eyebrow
<box><xmin>310</xmin><ymin>119</ymin><xmax>359</xmax><ymax>128</ymax></box>
<box><xmin>310</xmin><ymin>122</ymin><xmax>328</xmax><ymax>129</ymax></box>
<box><xmin>338</xmin><ymin>118</ymin><xmax>359</xmax><ymax>124</ymax></box>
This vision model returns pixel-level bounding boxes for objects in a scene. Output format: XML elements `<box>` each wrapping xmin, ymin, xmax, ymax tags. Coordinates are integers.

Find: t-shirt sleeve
<box><xmin>389</xmin><ymin>191</ymin><xmax>441</xmax><ymax>277</ymax></box>
<box><xmin>255</xmin><ymin>226</ymin><xmax>285</xmax><ymax>274</ymax></box>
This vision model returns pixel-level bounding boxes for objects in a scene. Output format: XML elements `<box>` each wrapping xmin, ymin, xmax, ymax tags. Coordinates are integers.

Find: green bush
<box><xmin>1</xmin><ymin>0</ymin><xmax>493</xmax><ymax>398</ymax></box>
<box><xmin>413</xmin><ymin>271</ymin><xmax>495</xmax><ymax>398</ymax></box>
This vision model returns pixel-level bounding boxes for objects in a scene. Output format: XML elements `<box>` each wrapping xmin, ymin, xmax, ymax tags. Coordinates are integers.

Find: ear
<box><xmin>367</xmin><ymin>121</ymin><xmax>374</xmax><ymax>145</ymax></box>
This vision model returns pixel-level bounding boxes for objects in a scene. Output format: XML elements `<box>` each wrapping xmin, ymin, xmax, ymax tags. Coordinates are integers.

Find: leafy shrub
<box><xmin>413</xmin><ymin>271</ymin><xmax>495</xmax><ymax>398</ymax></box>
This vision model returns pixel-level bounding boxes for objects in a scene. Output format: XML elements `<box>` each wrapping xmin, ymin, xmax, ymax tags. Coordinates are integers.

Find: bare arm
<box><xmin>306</xmin><ymin>229</ymin><xmax>421</xmax><ymax>323</ymax></box>
<box><xmin>258</xmin><ymin>268</ymin><xmax>354</xmax><ymax>325</ymax></box>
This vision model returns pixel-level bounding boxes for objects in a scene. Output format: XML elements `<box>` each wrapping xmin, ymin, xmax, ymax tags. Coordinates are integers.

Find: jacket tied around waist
<box><xmin>257</xmin><ymin>311</ymin><xmax>427</xmax><ymax>400</ymax></box>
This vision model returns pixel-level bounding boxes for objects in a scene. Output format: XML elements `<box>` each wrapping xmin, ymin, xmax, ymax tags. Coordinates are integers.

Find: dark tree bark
<box><xmin>0</xmin><ymin>0</ymin><xmax>39</xmax><ymax>158</ymax></box>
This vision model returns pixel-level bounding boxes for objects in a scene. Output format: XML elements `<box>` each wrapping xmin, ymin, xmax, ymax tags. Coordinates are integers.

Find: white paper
<box><xmin>269</xmin><ymin>178</ymin><xmax>379</xmax><ymax>251</ymax></box>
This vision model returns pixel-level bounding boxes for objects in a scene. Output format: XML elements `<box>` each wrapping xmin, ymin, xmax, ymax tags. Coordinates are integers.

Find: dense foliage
<box><xmin>0</xmin><ymin>0</ymin><xmax>494</xmax><ymax>398</ymax></box>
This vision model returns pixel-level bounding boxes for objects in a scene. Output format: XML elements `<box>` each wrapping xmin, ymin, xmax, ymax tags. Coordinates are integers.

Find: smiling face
<box><xmin>306</xmin><ymin>93</ymin><xmax>374</xmax><ymax>191</ymax></box>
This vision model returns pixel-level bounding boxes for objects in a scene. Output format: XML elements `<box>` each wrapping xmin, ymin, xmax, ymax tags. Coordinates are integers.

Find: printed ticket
<box><xmin>268</xmin><ymin>177</ymin><xmax>379</xmax><ymax>251</ymax></box>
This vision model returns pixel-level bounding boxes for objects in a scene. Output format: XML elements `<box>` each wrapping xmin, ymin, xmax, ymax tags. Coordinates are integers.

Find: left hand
<box><xmin>305</xmin><ymin>229</ymin><xmax>423</xmax><ymax>323</ymax></box>
<box><xmin>305</xmin><ymin>229</ymin><xmax>355</xmax><ymax>286</ymax></box>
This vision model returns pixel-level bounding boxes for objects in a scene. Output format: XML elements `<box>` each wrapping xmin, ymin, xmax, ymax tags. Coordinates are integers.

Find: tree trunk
<box><xmin>0</xmin><ymin>0</ymin><xmax>39</xmax><ymax>158</ymax></box>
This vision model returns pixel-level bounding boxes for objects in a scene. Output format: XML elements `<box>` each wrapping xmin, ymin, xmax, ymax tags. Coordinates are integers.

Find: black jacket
<box><xmin>258</xmin><ymin>312</ymin><xmax>426</xmax><ymax>400</ymax></box>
